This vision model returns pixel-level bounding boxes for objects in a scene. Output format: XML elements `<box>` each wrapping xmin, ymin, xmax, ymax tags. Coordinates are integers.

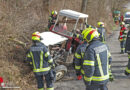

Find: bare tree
<box><xmin>81</xmin><ymin>0</ymin><xmax>88</xmax><ymax>13</ymax></box>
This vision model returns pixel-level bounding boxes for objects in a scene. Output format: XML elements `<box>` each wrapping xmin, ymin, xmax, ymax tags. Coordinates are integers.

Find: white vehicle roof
<box><xmin>40</xmin><ymin>32</ymin><xmax>68</xmax><ymax>46</ymax></box>
<box><xmin>59</xmin><ymin>9</ymin><xmax>88</xmax><ymax>19</ymax></box>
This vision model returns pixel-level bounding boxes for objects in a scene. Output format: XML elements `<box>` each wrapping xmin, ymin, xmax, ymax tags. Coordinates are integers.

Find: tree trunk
<box><xmin>81</xmin><ymin>0</ymin><xmax>88</xmax><ymax>13</ymax></box>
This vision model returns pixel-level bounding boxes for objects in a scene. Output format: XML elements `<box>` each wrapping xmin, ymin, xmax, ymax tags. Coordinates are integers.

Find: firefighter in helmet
<box><xmin>118</xmin><ymin>22</ymin><xmax>127</xmax><ymax>54</ymax></box>
<box><xmin>48</xmin><ymin>10</ymin><xmax>58</xmax><ymax>31</ymax></box>
<box><xmin>97</xmin><ymin>22</ymin><xmax>106</xmax><ymax>43</ymax></box>
<box><xmin>82</xmin><ymin>28</ymin><xmax>112</xmax><ymax>90</ymax></box>
<box><xmin>26</xmin><ymin>31</ymin><xmax>55</xmax><ymax>90</ymax></box>
<box><xmin>74</xmin><ymin>28</ymin><xmax>90</xmax><ymax>80</ymax></box>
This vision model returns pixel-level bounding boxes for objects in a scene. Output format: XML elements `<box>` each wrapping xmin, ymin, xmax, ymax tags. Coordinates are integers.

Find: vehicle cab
<box><xmin>51</xmin><ymin>9</ymin><xmax>89</xmax><ymax>52</ymax></box>
<box><xmin>39</xmin><ymin>10</ymin><xmax>89</xmax><ymax>81</ymax></box>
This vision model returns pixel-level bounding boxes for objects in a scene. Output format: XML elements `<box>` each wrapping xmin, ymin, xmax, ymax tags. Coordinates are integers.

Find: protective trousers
<box><xmin>126</xmin><ymin>54</ymin><xmax>130</xmax><ymax>71</ymax></box>
<box><xmin>35</xmin><ymin>72</ymin><xmax>54</xmax><ymax>90</ymax></box>
<box><xmin>86</xmin><ymin>83</ymin><xmax>108</xmax><ymax>90</ymax></box>
<box><xmin>120</xmin><ymin>40</ymin><xmax>126</xmax><ymax>53</ymax></box>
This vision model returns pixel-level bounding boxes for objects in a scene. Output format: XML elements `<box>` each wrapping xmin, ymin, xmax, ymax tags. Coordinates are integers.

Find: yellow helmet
<box><xmin>82</xmin><ymin>28</ymin><xmax>90</xmax><ymax>38</ymax></box>
<box><xmin>82</xmin><ymin>28</ymin><xmax>99</xmax><ymax>42</ymax></box>
<box><xmin>32</xmin><ymin>31</ymin><xmax>41</xmax><ymax>41</ymax></box>
<box><xmin>97</xmin><ymin>22</ymin><xmax>104</xmax><ymax>27</ymax></box>
<box><xmin>51</xmin><ymin>10</ymin><xmax>57</xmax><ymax>15</ymax></box>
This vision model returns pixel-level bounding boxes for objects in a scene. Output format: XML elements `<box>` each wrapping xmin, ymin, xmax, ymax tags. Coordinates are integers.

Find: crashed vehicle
<box><xmin>40</xmin><ymin>9</ymin><xmax>88</xmax><ymax>81</ymax></box>
<box><xmin>40</xmin><ymin>32</ymin><xmax>68</xmax><ymax>81</ymax></box>
<box><xmin>50</xmin><ymin>9</ymin><xmax>88</xmax><ymax>58</ymax></box>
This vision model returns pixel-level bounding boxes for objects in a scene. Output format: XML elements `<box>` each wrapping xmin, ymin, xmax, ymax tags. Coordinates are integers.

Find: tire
<box><xmin>55</xmin><ymin>65</ymin><xmax>67</xmax><ymax>81</ymax></box>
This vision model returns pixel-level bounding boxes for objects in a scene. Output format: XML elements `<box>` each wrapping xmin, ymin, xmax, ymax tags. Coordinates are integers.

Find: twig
<box><xmin>8</xmin><ymin>37</ymin><xmax>27</xmax><ymax>47</ymax></box>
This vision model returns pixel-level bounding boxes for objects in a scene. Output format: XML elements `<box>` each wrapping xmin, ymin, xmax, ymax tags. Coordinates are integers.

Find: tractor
<box><xmin>40</xmin><ymin>9</ymin><xmax>89</xmax><ymax>81</ymax></box>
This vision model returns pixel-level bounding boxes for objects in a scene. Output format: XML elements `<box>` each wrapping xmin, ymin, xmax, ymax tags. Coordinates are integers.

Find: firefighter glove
<box><xmin>109</xmin><ymin>74</ymin><xmax>114</xmax><ymax>82</ymax></box>
<box><xmin>77</xmin><ymin>75</ymin><xmax>82</xmax><ymax>80</ymax></box>
<box><xmin>109</xmin><ymin>70</ymin><xmax>114</xmax><ymax>82</ymax></box>
<box><xmin>125</xmin><ymin>70</ymin><xmax>130</xmax><ymax>76</ymax></box>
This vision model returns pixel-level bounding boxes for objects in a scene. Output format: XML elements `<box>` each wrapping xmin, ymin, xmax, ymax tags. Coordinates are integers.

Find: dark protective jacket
<box><xmin>125</xmin><ymin>30</ymin><xmax>130</xmax><ymax>74</ymax></box>
<box><xmin>125</xmin><ymin>30</ymin><xmax>130</xmax><ymax>53</ymax></box>
<box><xmin>48</xmin><ymin>16</ymin><xmax>57</xmax><ymax>29</ymax></box>
<box><xmin>83</xmin><ymin>40</ymin><xmax>112</xmax><ymax>85</ymax></box>
<box><xmin>26</xmin><ymin>42</ymin><xmax>54</xmax><ymax>75</ymax></box>
<box><xmin>119</xmin><ymin>26</ymin><xmax>127</xmax><ymax>41</ymax></box>
<box><xmin>74</xmin><ymin>41</ymin><xmax>87</xmax><ymax>75</ymax></box>
<box><xmin>97</xmin><ymin>27</ymin><xmax>106</xmax><ymax>43</ymax></box>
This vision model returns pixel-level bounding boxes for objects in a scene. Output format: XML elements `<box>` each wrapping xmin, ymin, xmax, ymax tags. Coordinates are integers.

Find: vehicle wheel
<box><xmin>55</xmin><ymin>65</ymin><xmax>67</xmax><ymax>81</ymax></box>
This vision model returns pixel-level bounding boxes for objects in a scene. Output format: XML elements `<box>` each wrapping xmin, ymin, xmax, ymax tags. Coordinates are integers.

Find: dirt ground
<box><xmin>54</xmin><ymin>28</ymin><xmax>130</xmax><ymax>90</ymax></box>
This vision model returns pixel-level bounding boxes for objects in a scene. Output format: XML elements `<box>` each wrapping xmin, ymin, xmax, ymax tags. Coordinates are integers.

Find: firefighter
<box><xmin>71</xmin><ymin>29</ymin><xmax>84</xmax><ymax>53</ymax></box>
<box><xmin>125</xmin><ymin>24</ymin><xmax>130</xmax><ymax>76</ymax></box>
<box><xmin>26</xmin><ymin>32</ymin><xmax>55</xmax><ymax>90</ymax></box>
<box><xmin>82</xmin><ymin>28</ymin><xmax>112</xmax><ymax>90</ymax></box>
<box><xmin>118</xmin><ymin>22</ymin><xmax>127</xmax><ymax>54</ymax></box>
<box><xmin>74</xmin><ymin>39</ymin><xmax>88</xmax><ymax>80</ymax></box>
<box><xmin>97</xmin><ymin>22</ymin><xmax>106</xmax><ymax>43</ymax></box>
<box><xmin>74</xmin><ymin>28</ymin><xmax>98</xmax><ymax>80</ymax></box>
<box><xmin>120</xmin><ymin>15</ymin><xmax>124</xmax><ymax>22</ymax></box>
<box><xmin>48</xmin><ymin>10</ymin><xmax>58</xmax><ymax>30</ymax></box>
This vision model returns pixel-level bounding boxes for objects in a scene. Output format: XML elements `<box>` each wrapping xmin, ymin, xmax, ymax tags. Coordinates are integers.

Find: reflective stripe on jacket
<box><xmin>74</xmin><ymin>41</ymin><xmax>87</xmax><ymax>75</ymax></box>
<box><xmin>83</xmin><ymin>40</ymin><xmax>112</xmax><ymax>85</ymax></box>
<box><xmin>27</xmin><ymin>42</ymin><xmax>54</xmax><ymax>75</ymax></box>
<box><xmin>126</xmin><ymin>67</ymin><xmax>130</xmax><ymax>74</ymax></box>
